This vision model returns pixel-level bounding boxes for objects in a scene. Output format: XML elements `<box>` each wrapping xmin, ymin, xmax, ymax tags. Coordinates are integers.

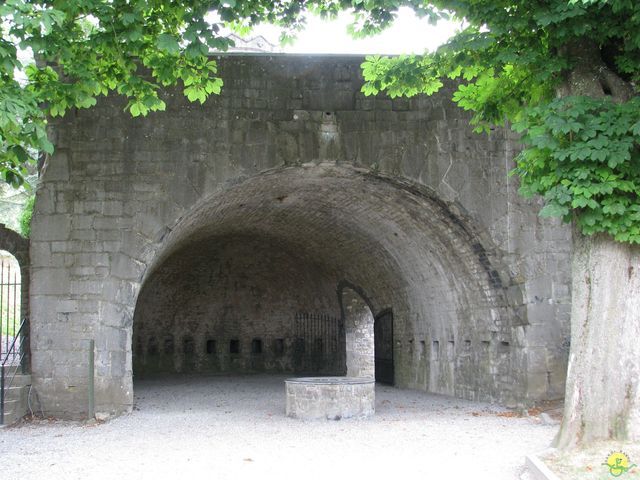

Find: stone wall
<box><xmin>133</xmin><ymin>235</ymin><xmax>343</xmax><ymax>376</ymax></box>
<box><xmin>30</xmin><ymin>54</ymin><xmax>572</xmax><ymax>418</ymax></box>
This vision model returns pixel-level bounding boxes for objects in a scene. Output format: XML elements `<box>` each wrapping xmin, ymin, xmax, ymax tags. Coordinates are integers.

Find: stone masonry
<box><xmin>342</xmin><ymin>286</ymin><xmax>375</xmax><ymax>378</ymax></box>
<box><xmin>285</xmin><ymin>377</ymin><xmax>375</xmax><ymax>420</ymax></box>
<box><xmin>133</xmin><ymin>235</ymin><xmax>343</xmax><ymax>376</ymax></box>
<box><xmin>30</xmin><ymin>54</ymin><xmax>572</xmax><ymax>418</ymax></box>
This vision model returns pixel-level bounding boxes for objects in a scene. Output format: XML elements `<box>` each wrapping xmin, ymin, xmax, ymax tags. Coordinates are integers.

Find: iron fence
<box><xmin>294</xmin><ymin>312</ymin><xmax>344</xmax><ymax>374</ymax></box>
<box><xmin>0</xmin><ymin>256</ymin><xmax>21</xmax><ymax>367</ymax></box>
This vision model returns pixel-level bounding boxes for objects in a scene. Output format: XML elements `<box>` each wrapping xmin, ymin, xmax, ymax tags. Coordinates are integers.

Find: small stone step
<box><xmin>8</xmin><ymin>373</ymin><xmax>31</xmax><ymax>388</ymax></box>
<box><xmin>1</xmin><ymin>363</ymin><xmax>27</xmax><ymax>375</ymax></box>
<box><xmin>2</xmin><ymin>397</ymin><xmax>19</xmax><ymax>414</ymax></box>
<box><xmin>4</xmin><ymin>384</ymin><xmax>26</xmax><ymax>401</ymax></box>
<box><xmin>2</xmin><ymin>409</ymin><xmax>25</xmax><ymax>426</ymax></box>
<box><xmin>1</xmin><ymin>381</ymin><xmax>31</xmax><ymax>426</ymax></box>
<box><xmin>1</xmin><ymin>397</ymin><xmax>25</xmax><ymax>426</ymax></box>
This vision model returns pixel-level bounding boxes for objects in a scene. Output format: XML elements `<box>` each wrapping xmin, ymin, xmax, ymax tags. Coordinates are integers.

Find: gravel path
<box><xmin>0</xmin><ymin>375</ymin><xmax>556</xmax><ymax>479</ymax></box>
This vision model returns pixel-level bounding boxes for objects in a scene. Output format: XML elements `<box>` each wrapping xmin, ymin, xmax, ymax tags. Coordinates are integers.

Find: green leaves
<box><xmin>40</xmin><ymin>8</ymin><xmax>65</xmax><ymax>36</ymax></box>
<box><xmin>515</xmin><ymin>97</ymin><xmax>640</xmax><ymax>243</ymax></box>
<box><xmin>355</xmin><ymin>1</ymin><xmax>640</xmax><ymax>245</ymax></box>
<box><xmin>156</xmin><ymin>34</ymin><xmax>181</xmax><ymax>55</ymax></box>
<box><xmin>361</xmin><ymin>55</ymin><xmax>443</xmax><ymax>98</ymax></box>
<box><xmin>18</xmin><ymin>194</ymin><xmax>34</xmax><ymax>238</ymax></box>
<box><xmin>127</xmin><ymin>96</ymin><xmax>166</xmax><ymax>118</ymax></box>
<box><xmin>0</xmin><ymin>0</ymin><xmax>259</xmax><ymax>185</ymax></box>
<box><xmin>1</xmin><ymin>0</ymin><xmax>640</xmax><ymax>248</ymax></box>
<box><xmin>540</xmin><ymin>202</ymin><xmax>570</xmax><ymax>218</ymax></box>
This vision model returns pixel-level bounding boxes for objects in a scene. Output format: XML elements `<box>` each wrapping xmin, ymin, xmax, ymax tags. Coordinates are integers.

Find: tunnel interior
<box><xmin>132</xmin><ymin>165</ymin><xmax>522</xmax><ymax>402</ymax></box>
<box><xmin>134</xmin><ymin>234</ymin><xmax>349</xmax><ymax>376</ymax></box>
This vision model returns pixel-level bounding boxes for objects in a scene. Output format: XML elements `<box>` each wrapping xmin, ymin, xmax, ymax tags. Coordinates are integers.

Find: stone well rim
<box><xmin>285</xmin><ymin>376</ymin><xmax>375</xmax><ymax>385</ymax></box>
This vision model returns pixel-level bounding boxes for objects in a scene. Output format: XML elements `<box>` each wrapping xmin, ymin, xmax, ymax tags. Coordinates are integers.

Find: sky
<box><xmin>239</xmin><ymin>8</ymin><xmax>459</xmax><ymax>55</ymax></box>
<box><xmin>13</xmin><ymin>7</ymin><xmax>458</xmax><ymax>83</ymax></box>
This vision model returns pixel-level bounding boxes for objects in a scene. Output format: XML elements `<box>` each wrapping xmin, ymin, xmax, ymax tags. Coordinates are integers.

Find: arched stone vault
<box><xmin>30</xmin><ymin>54</ymin><xmax>572</xmax><ymax>418</ymax></box>
<box><xmin>135</xmin><ymin>164</ymin><xmax>525</xmax><ymax>402</ymax></box>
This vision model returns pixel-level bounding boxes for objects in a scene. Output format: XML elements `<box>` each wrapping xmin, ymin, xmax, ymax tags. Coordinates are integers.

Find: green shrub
<box><xmin>19</xmin><ymin>195</ymin><xmax>35</xmax><ymax>238</ymax></box>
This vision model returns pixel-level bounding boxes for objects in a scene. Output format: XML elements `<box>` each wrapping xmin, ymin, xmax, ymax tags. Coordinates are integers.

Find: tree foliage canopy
<box><xmin>1</xmin><ymin>0</ymin><xmax>412</xmax><ymax>187</ymax></box>
<box><xmin>0</xmin><ymin>0</ymin><xmax>317</xmax><ymax>186</ymax></box>
<box><xmin>2</xmin><ymin>0</ymin><xmax>639</xmax><ymax>242</ymax></box>
<box><xmin>358</xmin><ymin>0</ymin><xmax>640</xmax><ymax>243</ymax></box>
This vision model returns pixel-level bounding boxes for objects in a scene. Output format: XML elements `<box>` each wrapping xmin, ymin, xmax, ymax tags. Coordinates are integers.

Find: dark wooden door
<box><xmin>374</xmin><ymin>311</ymin><xmax>394</xmax><ymax>385</ymax></box>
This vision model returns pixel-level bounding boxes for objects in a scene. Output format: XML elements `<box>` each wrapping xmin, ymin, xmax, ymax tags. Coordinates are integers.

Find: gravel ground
<box><xmin>0</xmin><ymin>374</ymin><xmax>556</xmax><ymax>479</ymax></box>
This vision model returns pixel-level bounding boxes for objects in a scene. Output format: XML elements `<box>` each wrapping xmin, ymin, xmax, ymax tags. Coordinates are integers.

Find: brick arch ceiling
<box><xmin>140</xmin><ymin>164</ymin><xmax>521</xmax><ymax>340</ymax></box>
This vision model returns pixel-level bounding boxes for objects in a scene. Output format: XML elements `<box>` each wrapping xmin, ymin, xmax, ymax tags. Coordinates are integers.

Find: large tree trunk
<box><xmin>552</xmin><ymin>39</ymin><xmax>639</xmax><ymax>449</ymax></box>
<box><xmin>554</xmin><ymin>231</ymin><xmax>640</xmax><ymax>449</ymax></box>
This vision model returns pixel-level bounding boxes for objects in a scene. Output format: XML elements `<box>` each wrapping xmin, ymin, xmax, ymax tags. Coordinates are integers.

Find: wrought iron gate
<box><xmin>294</xmin><ymin>313</ymin><xmax>344</xmax><ymax>374</ymax></box>
<box><xmin>0</xmin><ymin>253</ymin><xmax>28</xmax><ymax>424</ymax></box>
<box><xmin>0</xmin><ymin>257</ymin><xmax>21</xmax><ymax>366</ymax></box>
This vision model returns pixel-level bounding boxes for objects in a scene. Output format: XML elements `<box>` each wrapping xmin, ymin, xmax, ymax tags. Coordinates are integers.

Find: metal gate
<box><xmin>374</xmin><ymin>310</ymin><xmax>394</xmax><ymax>385</ymax></box>
<box><xmin>294</xmin><ymin>312</ymin><xmax>343</xmax><ymax>374</ymax></box>
<box><xmin>0</xmin><ymin>256</ymin><xmax>22</xmax><ymax>366</ymax></box>
<box><xmin>0</xmin><ymin>253</ymin><xmax>28</xmax><ymax>424</ymax></box>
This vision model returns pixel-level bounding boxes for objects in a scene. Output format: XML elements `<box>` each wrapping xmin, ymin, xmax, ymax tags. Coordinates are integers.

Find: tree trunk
<box><xmin>551</xmin><ymin>37</ymin><xmax>639</xmax><ymax>449</ymax></box>
<box><xmin>554</xmin><ymin>231</ymin><xmax>640</xmax><ymax>449</ymax></box>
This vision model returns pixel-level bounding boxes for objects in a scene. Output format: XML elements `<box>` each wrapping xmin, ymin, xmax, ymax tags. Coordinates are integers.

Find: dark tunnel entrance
<box><xmin>374</xmin><ymin>310</ymin><xmax>394</xmax><ymax>385</ymax></box>
<box><xmin>133</xmin><ymin>235</ymin><xmax>348</xmax><ymax>377</ymax></box>
<box><xmin>131</xmin><ymin>165</ymin><xmax>522</xmax><ymax>403</ymax></box>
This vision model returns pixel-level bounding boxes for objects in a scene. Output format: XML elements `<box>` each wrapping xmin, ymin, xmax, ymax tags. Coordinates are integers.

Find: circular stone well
<box><xmin>285</xmin><ymin>377</ymin><xmax>375</xmax><ymax>420</ymax></box>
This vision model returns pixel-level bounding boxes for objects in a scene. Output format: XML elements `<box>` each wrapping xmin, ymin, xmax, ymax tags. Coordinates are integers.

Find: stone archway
<box><xmin>130</xmin><ymin>164</ymin><xmax>524</xmax><ymax>406</ymax></box>
<box><xmin>29</xmin><ymin>54</ymin><xmax>573</xmax><ymax>419</ymax></box>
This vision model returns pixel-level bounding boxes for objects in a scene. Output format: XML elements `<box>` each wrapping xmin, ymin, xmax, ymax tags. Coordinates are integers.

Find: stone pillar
<box><xmin>341</xmin><ymin>287</ymin><xmax>374</xmax><ymax>378</ymax></box>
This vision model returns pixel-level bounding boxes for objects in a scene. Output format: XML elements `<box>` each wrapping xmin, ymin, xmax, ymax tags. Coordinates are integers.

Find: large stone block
<box><xmin>31</xmin><ymin>268</ymin><xmax>70</xmax><ymax>295</ymax></box>
<box><xmin>31</xmin><ymin>214</ymin><xmax>71</xmax><ymax>241</ymax></box>
<box><xmin>42</xmin><ymin>152</ymin><xmax>70</xmax><ymax>182</ymax></box>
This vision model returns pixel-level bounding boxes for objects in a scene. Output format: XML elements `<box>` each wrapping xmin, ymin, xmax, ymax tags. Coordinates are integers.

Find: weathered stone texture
<box><xmin>342</xmin><ymin>287</ymin><xmax>374</xmax><ymax>378</ymax></box>
<box><xmin>133</xmin><ymin>235</ymin><xmax>342</xmax><ymax>376</ymax></box>
<box><xmin>30</xmin><ymin>54</ymin><xmax>571</xmax><ymax>418</ymax></box>
<box><xmin>285</xmin><ymin>377</ymin><xmax>375</xmax><ymax>420</ymax></box>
